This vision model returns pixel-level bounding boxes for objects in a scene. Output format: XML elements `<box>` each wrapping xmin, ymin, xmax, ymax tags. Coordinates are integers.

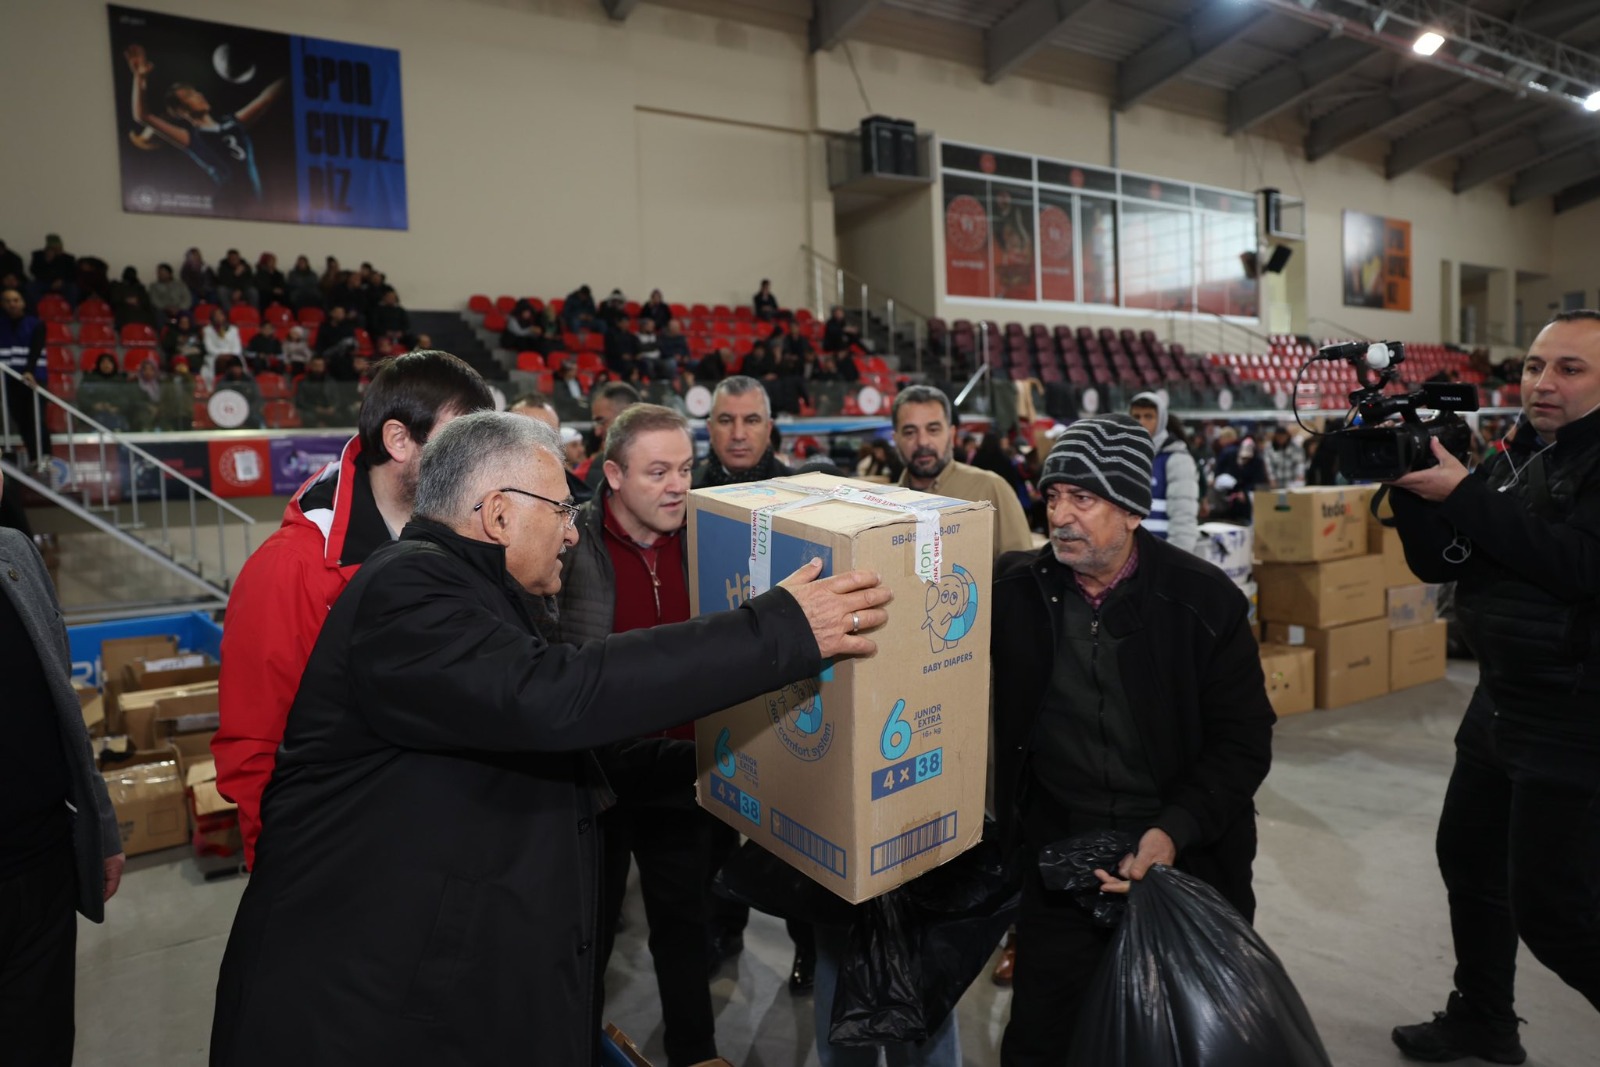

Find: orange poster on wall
<box><xmin>1343</xmin><ymin>210</ymin><xmax>1411</xmax><ymax>311</ymax></box>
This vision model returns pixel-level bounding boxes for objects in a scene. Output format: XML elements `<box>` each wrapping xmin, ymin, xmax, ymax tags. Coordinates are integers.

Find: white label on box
<box><xmin>143</xmin><ymin>654</ymin><xmax>206</xmax><ymax>672</ymax></box>
<box><xmin>1286</xmin><ymin>625</ymin><xmax>1306</xmax><ymax>646</ymax></box>
<box><xmin>748</xmin><ymin>484</ymin><xmax>942</xmax><ymax>595</ymax></box>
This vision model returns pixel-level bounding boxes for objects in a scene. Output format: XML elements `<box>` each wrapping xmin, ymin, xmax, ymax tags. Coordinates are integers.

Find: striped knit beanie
<box><xmin>1037</xmin><ymin>413</ymin><xmax>1156</xmax><ymax>517</ymax></box>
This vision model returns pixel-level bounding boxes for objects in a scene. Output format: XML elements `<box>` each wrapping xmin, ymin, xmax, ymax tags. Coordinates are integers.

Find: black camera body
<box><xmin>1311</xmin><ymin>340</ymin><xmax>1479</xmax><ymax>482</ymax></box>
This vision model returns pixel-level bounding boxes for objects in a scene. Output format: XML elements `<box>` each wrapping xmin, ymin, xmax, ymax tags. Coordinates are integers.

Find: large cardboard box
<box><xmin>1387</xmin><ymin>584</ymin><xmax>1441</xmax><ymax>629</ymax></box>
<box><xmin>1265</xmin><ymin>618</ymin><xmax>1390</xmax><ymax>708</ymax></box>
<box><xmin>1368</xmin><ymin>524</ymin><xmax>1419</xmax><ymax>588</ymax></box>
<box><xmin>1251</xmin><ymin>486</ymin><xmax>1374</xmax><ymax>562</ymax></box>
<box><xmin>119</xmin><ymin>682</ymin><xmax>218</xmax><ymax>750</ymax></box>
<box><xmin>1391</xmin><ymin>620</ymin><xmax>1448</xmax><ymax>691</ymax></box>
<box><xmin>123</xmin><ymin>659</ymin><xmax>218</xmax><ymax>695</ymax></box>
<box><xmin>1259</xmin><ymin>644</ymin><xmax>1316</xmax><ymax>716</ymax></box>
<box><xmin>101</xmin><ymin>751</ymin><xmax>188</xmax><ymax>856</ymax></box>
<box><xmin>688</xmin><ymin>473</ymin><xmax>992</xmax><ymax>904</ymax></box>
<box><xmin>75</xmin><ymin>686</ymin><xmax>105</xmax><ymax>736</ymax></box>
<box><xmin>1255</xmin><ymin>555</ymin><xmax>1386</xmax><ymax>629</ymax></box>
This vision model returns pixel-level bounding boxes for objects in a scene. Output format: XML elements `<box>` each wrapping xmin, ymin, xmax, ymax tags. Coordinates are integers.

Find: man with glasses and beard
<box><xmin>215</xmin><ymin>351</ymin><xmax>494</xmax><ymax>869</ymax></box>
<box><xmin>893</xmin><ymin>384</ymin><xmax>1034</xmax><ymax>555</ymax></box>
<box><xmin>990</xmin><ymin>414</ymin><xmax>1274</xmax><ymax>1064</ymax></box>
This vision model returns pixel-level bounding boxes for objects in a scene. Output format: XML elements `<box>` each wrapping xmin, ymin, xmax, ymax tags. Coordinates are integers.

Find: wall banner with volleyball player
<box><xmin>108</xmin><ymin>5</ymin><xmax>407</xmax><ymax>230</ymax></box>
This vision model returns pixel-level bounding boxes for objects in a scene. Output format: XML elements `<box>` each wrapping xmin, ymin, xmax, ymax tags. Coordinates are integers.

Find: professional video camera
<box><xmin>1303</xmin><ymin>340</ymin><xmax>1478</xmax><ymax>482</ymax></box>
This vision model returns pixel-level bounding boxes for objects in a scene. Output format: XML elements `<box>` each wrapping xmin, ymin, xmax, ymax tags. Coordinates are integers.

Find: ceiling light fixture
<box><xmin>1585</xmin><ymin>90</ymin><xmax>1600</xmax><ymax>112</ymax></box>
<box><xmin>1413</xmin><ymin>31</ymin><xmax>1445</xmax><ymax>56</ymax></box>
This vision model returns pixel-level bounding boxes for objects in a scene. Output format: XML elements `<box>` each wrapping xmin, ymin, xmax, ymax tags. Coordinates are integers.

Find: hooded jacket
<box><xmin>215</xmin><ymin>438</ymin><xmax>393</xmax><ymax>868</ymax></box>
<box><xmin>1130</xmin><ymin>391</ymin><xmax>1200</xmax><ymax>553</ymax></box>
<box><xmin>1389</xmin><ymin>406</ymin><xmax>1600</xmax><ymax>735</ymax></box>
<box><xmin>209</xmin><ymin>519</ymin><xmax>821</xmax><ymax>1067</ymax></box>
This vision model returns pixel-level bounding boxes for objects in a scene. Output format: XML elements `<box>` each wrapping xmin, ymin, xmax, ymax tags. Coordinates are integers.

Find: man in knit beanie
<box><xmin>990</xmin><ymin>413</ymin><xmax>1276</xmax><ymax>1064</ymax></box>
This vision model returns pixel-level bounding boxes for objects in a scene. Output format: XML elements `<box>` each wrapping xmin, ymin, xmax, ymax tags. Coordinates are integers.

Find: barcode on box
<box><xmin>770</xmin><ymin>808</ymin><xmax>847</xmax><ymax>878</ymax></box>
<box><xmin>870</xmin><ymin>812</ymin><xmax>957</xmax><ymax>874</ymax></box>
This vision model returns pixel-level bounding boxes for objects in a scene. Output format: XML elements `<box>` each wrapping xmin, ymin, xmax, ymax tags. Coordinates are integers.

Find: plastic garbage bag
<box><xmin>1037</xmin><ymin>829</ymin><xmax>1139</xmax><ymax>928</ymax></box>
<box><xmin>1066</xmin><ymin>865</ymin><xmax>1333</xmax><ymax>1067</ymax></box>
<box><xmin>710</xmin><ymin>839</ymin><xmax>857</xmax><ymax>927</ymax></box>
<box><xmin>828</xmin><ymin>831</ymin><xmax>1020</xmax><ymax>1047</ymax></box>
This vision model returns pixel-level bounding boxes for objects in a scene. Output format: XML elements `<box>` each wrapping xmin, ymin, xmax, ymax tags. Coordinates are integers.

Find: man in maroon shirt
<box><xmin>550</xmin><ymin>404</ymin><xmax>715</xmax><ymax>1067</ymax></box>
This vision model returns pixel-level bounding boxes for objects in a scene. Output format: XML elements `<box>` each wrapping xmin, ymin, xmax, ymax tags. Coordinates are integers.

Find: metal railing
<box><xmin>801</xmin><ymin>245</ymin><xmax>937</xmax><ymax>376</ymax></box>
<box><xmin>1</xmin><ymin>363</ymin><xmax>255</xmax><ymax>597</ymax></box>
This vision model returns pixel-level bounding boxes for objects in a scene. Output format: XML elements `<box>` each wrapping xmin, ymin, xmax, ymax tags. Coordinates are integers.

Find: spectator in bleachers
<box><xmin>202</xmin><ymin>306</ymin><xmax>243</xmax><ymax>383</ymax></box>
<box><xmin>79</xmin><ymin>352</ymin><xmax>132</xmax><ymax>430</ymax></box>
<box><xmin>326</xmin><ymin>271</ymin><xmax>366</xmax><ymax>321</ymax></box>
<box><xmin>180</xmin><ymin>247</ymin><xmax>216</xmax><ymax>306</ymax></box>
<box><xmin>780</xmin><ymin>319</ymin><xmax>813</xmax><ymax>363</ymax></box>
<box><xmin>128</xmin><ymin>356</ymin><xmax>166</xmax><ymax>431</ymax></box>
<box><xmin>148</xmin><ymin>263</ymin><xmax>192</xmax><ymax>318</ymax></box>
<box><xmin>161</xmin><ymin>312</ymin><xmax>204</xmax><ymax>368</ymax></box>
<box><xmin>821</xmin><ymin>305</ymin><xmax>858</xmax><ymax>353</ymax></box>
<box><xmin>369</xmin><ymin>289</ymin><xmax>410</xmax><ymax>339</ymax></box>
<box><xmin>1209</xmin><ymin>434</ymin><xmax>1268</xmax><ymax>524</ymax></box>
<box><xmin>74</xmin><ymin>255</ymin><xmax>112</xmax><ymax>305</ymax></box>
<box><xmin>508</xmin><ymin>394</ymin><xmax>592</xmax><ymax>503</ymax></box>
<box><xmin>501</xmin><ymin>306</ymin><xmax>551</xmax><ymax>355</ymax></box>
<box><xmin>742</xmin><ymin>339</ymin><xmax>778</xmax><ymax>381</ymax></box>
<box><xmin>111</xmin><ymin>266</ymin><xmax>156</xmax><ymax>329</ymax></box>
<box><xmin>636</xmin><ymin>318</ymin><xmax>670</xmax><ymax>379</ymax></box>
<box><xmin>286</xmin><ymin>255</ymin><xmax>321</xmax><ymax>309</ymax></box>
<box><xmin>1263</xmin><ymin>424</ymin><xmax>1307</xmax><ymax>490</ymax></box>
<box><xmin>246</xmin><ymin>320</ymin><xmax>284</xmax><ymax>373</ymax></box>
<box><xmin>1129</xmin><ymin>392</ymin><xmax>1201</xmax><ymax>554</ymax></box>
<box><xmin>0</xmin><ymin>240</ymin><xmax>23</xmax><ymax>285</ymax></box>
<box><xmin>694</xmin><ymin>345</ymin><xmax>728</xmax><ymax>384</ymax></box>
<box><xmin>216</xmin><ymin>361</ymin><xmax>264</xmax><ymax>428</ymax></box>
<box><xmin>0</xmin><ymin>287</ymin><xmax>48</xmax><ymax>464</ymax></box>
<box><xmin>215</xmin><ymin>248</ymin><xmax>257</xmax><ymax>311</ymax></box>
<box><xmin>766</xmin><ymin>349</ymin><xmax>808</xmax><ymax>416</ymax></box>
<box><xmin>658</xmin><ymin>318</ymin><xmax>690</xmax><ymax>367</ymax></box>
<box><xmin>693</xmin><ymin>376</ymin><xmax>791</xmax><ymax>488</ymax></box>
<box><xmin>282</xmin><ymin>324</ymin><xmax>312</xmax><ymax>371</ymax></box>
<box><xmin>26</xmin><ymin>235</ymin><xmax>76</xmax><ymax>305</ymax></box>
<box><xmin>254</xmin><ymin>253</ymin><xmax>288</xmax><ymax>310</ymax></box>
<box><xmin>318</xmin><ymin>255</ymin><xmax>342</xmax><ymax>298</ymax></box>
<box><xmin>365</xmin><ymin>270</ymin><xmax>396</xmax><ymax>322</ymax></box>
<box><xmin>598</xmin><ymin>289</ymin><xmax>629</xmax><ymax>333</ymax></box>
<box><xmin>0</xmin><ymin>269</ymin><xmax>24</xmax><ymax>301</ymax></box>
<box><xmin>294</xmin><ymin>356</ymin><xmax>347</xmax><ymax>428</ymax></box>
<box><xmin>562</xmin><ymin>284</ymin><xmax>598</xmax><ymax>333</ymax></box>
<box><xmin>578</xmin><ymin>382</ymin><xmax>641</xmax><ymax>490</ymax></box>
<box><xmin>640</xmin><ymin>288</ymin><xmax>672</xmax><ymax>330</ymax></box>
<box><xmin>752</xmin><ymin>278</ymin><xmax>778</xmax><ymax>320</ymax></box>
<box><xmin>317</xmin><ymin>305</ymin><xmax>358</xmax><ymax>363</ymax></box>
<box><xmin>604</xmin><ymin>316</ymin><xmax>642</xmax><ymax>378</ymax></box>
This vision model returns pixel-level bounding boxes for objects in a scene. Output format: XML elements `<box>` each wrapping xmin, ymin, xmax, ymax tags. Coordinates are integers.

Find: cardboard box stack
<box><xmin>688</xmin><ymin>473</ymin><xmax>992</xmax><ymax>904</ymax></box>
<box><xmin>1253</xmin><ymin>486</ymin><xmax>1389</xmax><ymax>710</ymax></box>
<box><xmin>1376</xmin><ymin>515</ymin><xmax>1449</xmax><ymax>691</ymax></box>
<box><xmin>88</xmin><ymin>635</ymin><xmax>236</xmax><ymax>858</ymax></box>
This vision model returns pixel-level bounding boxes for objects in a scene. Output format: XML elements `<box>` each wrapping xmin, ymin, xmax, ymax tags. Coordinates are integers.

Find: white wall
<box><xmin>0</xmin><ymin>0</ymin><xmax>832</xmax><ymax>310</ymax></box>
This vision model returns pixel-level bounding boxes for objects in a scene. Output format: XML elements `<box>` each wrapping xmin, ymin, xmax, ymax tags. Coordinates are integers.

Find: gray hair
<box><xmin>712</xmin><ymin>375</ymin><xmax>770</xmax><ymax>419</ymax></box>
<box><xmin>414</xmin><ymin>411</ymin><xmax>564</xmax><ymax>525</ymax></box>
<box><xmin>892</xmin><ymin>384</ymin><xmax>953</xmax><ymax>428</ymax></box>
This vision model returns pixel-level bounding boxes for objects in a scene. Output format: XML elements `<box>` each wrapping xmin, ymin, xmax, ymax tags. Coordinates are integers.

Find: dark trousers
<box><xmin>0</xmin><ymin>842</ymin><xmax>77</xmax><ymax>1067</ymax></box>
<box><xmin>4</xmin><ymin>378</ymin><xmax>51</xmax><ymax>464</ymax></box>
<box><xmin>1438</xmin><ymin>687</ymin><xmax>1600</xmax><ymax>1020</ymax></box>
<box><xmin>706</xmin><ymin>820</ymin><xmax>814</xmax><ymax>957</ymax></box>
<box><xmin>598</xmin><ymin>796</ymin><xmax>718</xmax><ymax>1067</ymax></box>
<box><xmin>999</xmin><ymin>859</ymin><xmax>1115</xmax><ymax>1066</ymax></box>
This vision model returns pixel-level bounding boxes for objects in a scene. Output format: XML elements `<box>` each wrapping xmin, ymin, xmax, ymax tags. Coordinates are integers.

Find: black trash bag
<box><xmin>710</xmin><ymin>839</ymin><xmax>857</xmax><ymax>928</ymax></box>
<box><xmin>828</xmin><ymin>830</ymin><xmax>1020</xmax><ymax>1047</ymax></box>
<box><xmin>1066</xmin><ymin>865</ymin><xmax>1333</xmax><ymax>1067</ymax></box>
<box><xmin>1038</xmin><ymin>829</ymin><xmax>1139</xmax><ymax>928</ymax></box>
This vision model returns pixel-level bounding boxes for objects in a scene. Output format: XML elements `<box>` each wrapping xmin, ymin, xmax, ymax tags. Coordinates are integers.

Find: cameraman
<box><xmin>1384</xmin><ymin>310</ymin><xmax>1600</xmax><ymax>1064</ymax></box>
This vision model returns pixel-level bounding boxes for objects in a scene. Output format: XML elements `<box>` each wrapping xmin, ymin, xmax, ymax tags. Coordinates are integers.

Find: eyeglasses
<box><xmin>474</xmin><ymin>487</ymin><xmax>580</xmax><ymax>528</ymax></box>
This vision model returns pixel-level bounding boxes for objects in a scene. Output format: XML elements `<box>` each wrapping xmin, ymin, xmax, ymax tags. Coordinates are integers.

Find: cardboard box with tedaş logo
<box><xmin>688</xmin><ymin>473</ymin><xmax>992</xmax><ymax>904</ymax></box>
<box><xmin>1251</xmin><ymin>486</ymin><xmax>1374</xmax><ymax>563</ymax></box>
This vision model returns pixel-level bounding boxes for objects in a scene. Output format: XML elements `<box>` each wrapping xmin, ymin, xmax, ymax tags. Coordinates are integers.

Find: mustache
<box><xmin>1051</xmin><ymin>528</ymin><xmax>1089</xmax><ymax>543</ymax></box>
<box><xmin>912</xmin><ymin>448</ymin><xmax>943</xmax><ymax>461</ymax></box>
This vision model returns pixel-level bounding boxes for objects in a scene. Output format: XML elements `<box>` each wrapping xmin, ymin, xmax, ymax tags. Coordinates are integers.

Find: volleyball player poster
<box><xmin>107</xmin><ymin>5</ymin><xmax>407</xmax><ymax>230</ymax></box>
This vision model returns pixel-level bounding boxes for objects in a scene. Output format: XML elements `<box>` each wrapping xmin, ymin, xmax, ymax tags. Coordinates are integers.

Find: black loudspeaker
<box><xmin>861</xmin><ymin>115</ymin><xmax>898</xmax><ymax>175</ymax></box>
<box><xmin>892</xmin><ymin>119</ymin><xmax>918</xmax><ymax>175</ymax></box>
<box><xmin>1264</xmin><ymin>244</ymin><xmax>1294</xmax><ymax>274</ymax></box>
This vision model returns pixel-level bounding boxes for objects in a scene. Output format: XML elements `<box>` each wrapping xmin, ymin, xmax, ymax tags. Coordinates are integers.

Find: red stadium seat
<box><xmin>576</xmin><ymin>371</ymin><xmax>596</xmax><ymax>390</ymax></box>
<box><xmin>45</xmin><ymin>347</ymin><xmax>74</xmax><ymax>372</ymax></box>
<box><xmin>576</xmin><ymin>353</ymin><xmax>604</xmax><ymax>373</ymax></box>
<box><xmin>546</xmin><ymin>352</ymin><xmax>571</xmax><ymax>372</ymax></box>
<box><xmin>45</xmin><ymin>321</ymin><xmax>73</xmax><ymax>345</ymax></box>
<box><xmin>121</xmin><ymin>322</ymin><xmax>157</xmax><ymax>346</ymax></box>
<box><xmin>297</xmin><ymin>306</ymin><xmax>325</xmax><ymax>326</ymax></box>
<box><xmin>194</xmin><ymin>302</ymin><xmax>219</xmax><ymax>324</ymax></box>
<box><xmin>496</xmin><ymin>296</ymin><xmax>517</xmax><ymax>314</ymax></box>
<box><xmin>354</xmin><ymin>329</ymin><xmax>373</xmax><ymax>356</ymax></box>
<box><xmin>78</xmin><ymin>322</ymin><xmax>115</xmax><ymax>346</ymax></box>
<box><xmin>536</xmin><ymin>372</ymin><xmax>554</xmax><ymax>394</ymax></box>
<box><xmin>80</xmin><ymin>348</ymin><xmax>115</xmax><ymax>373</ymax></box>
<box><xmin>468</xmin><ymin>294</ymin><xmax>493</xmax><ymax>314</ymax></box>
<box><xmin>516</xmin><ymin>352</ymin><xmax>545</xmax><ymax>372</ymax></box>
<box><xmin>192</xmin><ymin>401</ymin><xmax>214</xmax><ymax>430</ymax></box>
<box><xmin>122</xmin><ymin>349</ymin><xmax>161</xmax><ymax>372</ymax></box>
<box><xmin>263</xmin><ymin>400</ymin><xmax>300</xmax><ymax>429</ymax></box>
<box><xmin>624</xmin><ymin>301</ymin><xmax>641</xmax><ymax>317</ymax></box>
<box><xmin>264</xmin><ymin>304</ymin><xmax>294</xmax><ymax>328</ymax></box>
<box><xmin>229</xmin><ymin>305</ymin><xmax>260</xmax><ymax>327</ymax></box>
<box><xmin>483</xmin><ymin>311</ymin><xmax>508</xmax><ymax>333</ymax></box>
<box><xmin>77</xmin><ymin>298</ymin><xmax>113</xmax><ymax>322</ymax></box>
<box><xmin>238</xmin><ymin>325</ymin><xmax>258</xmax><ymax>346</ymax></box>
<box><xmin>36</xmin><ymin>295</ymin><xmax>72</xmax><ymax>323</ymax></box>
<box><xmin>256</xmin><ymin>373</ymin><xmax>290</xmax><ymax>399</ymax></box>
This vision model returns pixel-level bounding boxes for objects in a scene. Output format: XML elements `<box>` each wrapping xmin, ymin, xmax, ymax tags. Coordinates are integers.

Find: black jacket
<box><xmin>210</xmin><ymin>519</ymin><xmax>821</xmax><ymax>1067</ymax></box>
<box><xmin>692</xmin><ymin>450</ymin><xmax>792</xmax><ymax>489</ymax></box>
<box><xmin>991</xmin><ymin>531</ymin><xmax>1275</xmax><ymax>918</ymax></box>
<box><xmin>1389</xmin><ymin>408</ymin><xmax>1600</xmax><ymax>734</ymax></box>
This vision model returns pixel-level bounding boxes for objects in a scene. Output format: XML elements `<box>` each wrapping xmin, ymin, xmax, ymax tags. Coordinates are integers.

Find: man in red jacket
<box><xmin>214</xmin><ymin>350</ymin><xmax>494</xmax><ymax>867</ymax></box>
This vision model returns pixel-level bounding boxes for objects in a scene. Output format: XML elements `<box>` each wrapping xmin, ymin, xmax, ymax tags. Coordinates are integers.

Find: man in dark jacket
<box><xmin>1387</xmin><ymin>310</ymin><xmax>1600</xmax><ymax>1064</ymax></box>
<box><xmin>692</xmin><ymin>375</ymin><xmax>793</xmax><ymax>489</ymax></box>
<box><xmin>210</xmin><ymin>412</ymin><xmax>890</xmax><ymax>1067</ymax></box>
<box><xmin>1</xmin><ymin>287</ymin><xmax>48</xmax><ymax>466</ymax></box>
<box><xmin>993</xmin><ymin>414</ymin><xmax>1275</xmax><ymax>1065</ymax></box>
<box><xmin>552</xmin><ymin>403</ymin><xmax>719</xmax><ymax>1067</ymax></box>
<box><xmin>1</xmin><ymin>462</ymin><xmax>125</xmax><ymax>1064</ymax></box>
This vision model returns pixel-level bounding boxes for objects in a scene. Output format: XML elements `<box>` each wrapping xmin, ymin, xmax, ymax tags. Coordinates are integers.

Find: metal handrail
<box><xmin>799</xmin><ymin>245</ymin><xmax>940</xmax><ymax>323</ymax></box>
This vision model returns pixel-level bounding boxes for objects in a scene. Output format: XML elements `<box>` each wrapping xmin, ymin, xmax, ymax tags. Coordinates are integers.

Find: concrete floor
<box><xmin>74</xmin><ymin>660</ymin><xmax>1599</xmax><ymax>1066</ymax></box>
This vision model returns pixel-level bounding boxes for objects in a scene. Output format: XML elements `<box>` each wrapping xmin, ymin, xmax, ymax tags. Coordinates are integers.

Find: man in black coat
<box><xmin>1386</xmin><ymin>310</ymin><xmax>1600</xmax><ymax>1064</ymax></box>
<box><xmin>991</xmin><ymin>414</ymin><xmax>1275</xmax><ymax>1066</ymax></box>
<box><xmin>209</xmin><ymin>412</ymin><xmax>890</xmax><ymax>1067</ymax></box>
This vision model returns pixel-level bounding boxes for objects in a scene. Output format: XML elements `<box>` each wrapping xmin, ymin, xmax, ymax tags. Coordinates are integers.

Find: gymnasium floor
<box><xmin>73</xmin><ymin>660</ymin><xmax>1599</xmax><ymax>1066</ymax></box>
